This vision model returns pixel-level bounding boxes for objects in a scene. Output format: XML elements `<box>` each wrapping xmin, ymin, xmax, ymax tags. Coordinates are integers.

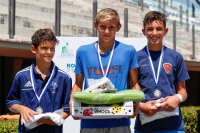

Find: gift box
<box><xmin>72</xmin><ymin>100</ymin><xmax>134</xmax><ymax>119</ymax></box>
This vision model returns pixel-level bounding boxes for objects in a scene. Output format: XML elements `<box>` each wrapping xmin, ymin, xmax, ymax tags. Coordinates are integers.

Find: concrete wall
<box><xmin>0</xmin><ymin>0</ymin><xmax>200</xmax><ymax>59</ymax></box>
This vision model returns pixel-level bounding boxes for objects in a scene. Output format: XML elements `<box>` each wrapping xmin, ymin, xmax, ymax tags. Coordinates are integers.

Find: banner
<box><xmin>53</xmin><ymin>37</ymin><xmax>147</xmax><ymax>133</ymax></box>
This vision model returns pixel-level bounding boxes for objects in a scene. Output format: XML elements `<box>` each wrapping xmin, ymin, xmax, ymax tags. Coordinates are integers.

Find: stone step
<box><xmin>0</xmin><ymin>0</ymin><xmax>199</xmax><ymax>41</ymax></box>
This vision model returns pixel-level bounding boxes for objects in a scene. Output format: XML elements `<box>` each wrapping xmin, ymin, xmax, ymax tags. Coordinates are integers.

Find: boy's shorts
<box><xmin>134</xmin><ymin>129</ymin><xmax>185</xmax><ymax>133</ymax></box>
<box><xmin>80</xmin><ymin>126</ymin><xmax>131</xmax><ymax>133</ymax></box>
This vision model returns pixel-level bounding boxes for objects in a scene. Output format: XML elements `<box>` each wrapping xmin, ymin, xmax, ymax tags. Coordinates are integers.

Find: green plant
<box><xmin>0</xmin><ymin>106</ymin><xmax>199</xmax><ymax>133</ymax></box>
<box><xmin>181</xmin><ymin>106</ymin><xmax>200</xmax><ymax>133</ymax></box>
<box><xmin>0</xmin><ymin>120</ymin><xmax>18</xmax><ymax>133</ymax></box>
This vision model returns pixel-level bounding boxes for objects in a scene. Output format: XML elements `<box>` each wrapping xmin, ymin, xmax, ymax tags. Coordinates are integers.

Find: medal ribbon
<box><xmin>146</xmin><ymin>46</ymin><xmax>164</xmax><ymax>87</ymax></box>
<box><xmin>97</xmin><ymin>42</ymin><xmax>115</xmax><ymax>77</ymax></box>
<box><xmin>30</xmin><ymin>63</ymin><xmax>55</xmax><ymax>104</ymax></box>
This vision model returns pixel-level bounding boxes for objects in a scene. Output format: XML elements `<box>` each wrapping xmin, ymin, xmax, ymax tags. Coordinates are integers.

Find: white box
<box><xmin>72</xmin><ymin>100</ymin><xmax>134</xmax><ymax>119</ymax></box>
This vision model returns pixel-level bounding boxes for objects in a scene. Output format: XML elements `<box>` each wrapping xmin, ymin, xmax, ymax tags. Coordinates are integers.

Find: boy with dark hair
<box><xmin>6</xmin><ymin>28</ymin><xmax>72</xmax><ymax>133</ymax></box>
<box><xmin>134</xmin><ymin>11</ymin><xmax>189</xmax><ymax>132</ymax></box>
<box><xmin>70</xmin><ymin>8</ymin><xmax>140</xmax><ymax>133</ymax></box>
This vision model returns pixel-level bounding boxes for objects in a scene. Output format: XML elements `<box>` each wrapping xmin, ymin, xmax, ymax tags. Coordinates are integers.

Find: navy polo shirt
<box><xmin>6</xmin><ymin>61</ymin><xmax>72</xmax><ymax>133</ymax></box>
<box><xmin>135</xmin><ymin>46</ymin><xmax>190</xmax><ymax>132</ymax></box>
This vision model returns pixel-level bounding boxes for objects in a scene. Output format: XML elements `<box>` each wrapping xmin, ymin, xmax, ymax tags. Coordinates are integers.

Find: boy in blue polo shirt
<box><xmin>70</xmin><ymin>8</ymin><xmax>140</xmax><ymax>133</ymax></box>
<box><xmin>6</xmin><ymin>28</ymin><xmax>72</xmax><ymax>133</ymax></box>
<box><xmin>134</xmin><ymin>11</ymin><xmax>190</xmax><ymax>132</ymax></box>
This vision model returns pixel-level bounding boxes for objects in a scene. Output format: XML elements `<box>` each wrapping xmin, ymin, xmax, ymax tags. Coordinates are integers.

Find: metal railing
<box><xmin>0</xmin><ymin>0</ymin><xmax>199</xmax><ymax>59</ymax></box>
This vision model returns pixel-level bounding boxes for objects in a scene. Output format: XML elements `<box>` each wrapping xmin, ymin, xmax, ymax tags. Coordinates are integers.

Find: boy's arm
<box><xmin>9</xmin><ymin>104</ymin><xmax>38</xmax><ymax>122</ymax></box>
<box><xmin>176</xmin><ymin>81</ymin><xmax>187</xmax><ymax>102</ymax></box>
<box><xmin>71</xmin><ymin>74</ymin><xmax>84</xmax><ymax>93</ymax></box>
<box><xmin>128</xmin><ymin>68</ymin><xmax>141</xmax><ymax>118</ymax></box>
<box><xmin>62</xmin><ymin>112</ymin><xmax>69</xmax><ymax>119</ymax></box>
<box><xmin>6</xmin><ymin>76</ymin><xmax>38</xmax><ymax>122</ymax></box>
<box><xmin>0</xmin><ymin>114</ymin><xmax>20</xmax><ymax>120</ymax></box>
<box><xmin>62</xmin><ymin>75</ymin><xmax>72</xmax><ymax>119</ymax></box>
<box><xmin>69</xmin><ymin>74</ymin><xmax>84</xmax><ymax>120</ymax></box>
<box><xmin>70</xmin><ymin>74</ymin><xmax>84</xmax><ymax>104</ymax></box>
<box><xmin>129</xmin><ymin>68</ymin><xmax>160</xmax><ymax>116</ymax></box>
<box><xmin>160</xmin><ymin>81</ymin><xmax>187</xmax><ymax>111</ymax></box>
<box><xmin>37</xmin><ymin>112</ymin><xmax>70</xmax><ymax>126</ymax></box>
<box><xmin>129</xmin><ymin>68</ymin><xmax>140</xmax><ymax>90</ymax></box>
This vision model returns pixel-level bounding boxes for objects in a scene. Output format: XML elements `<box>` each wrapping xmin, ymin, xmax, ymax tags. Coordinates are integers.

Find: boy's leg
<box><xmin>80</xmin><ymin>128</ymin><xmax>104</xmax><ymax>133</ymax></box>
<box><xmin>81</xmin><ymin>126</ymin><xmax>131</xmax><ymax>133</ymax></box>
<box><xmin>134</xmin><ymin>129</ymin><xmax>142</xmax><ymax>133</ymax></box>
<box><xmin>162</xmin><ymin>130</ymin><xmax>185</xmax><ymax>133</ymax></box>
<box><xmin>107</xmin><ymin>126</ymin><xmax>131</xmax><ymax>133</ymax></box>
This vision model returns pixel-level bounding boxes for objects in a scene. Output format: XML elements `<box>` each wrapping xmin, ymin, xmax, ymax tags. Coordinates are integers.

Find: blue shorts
<box><xmin>134</xmin><ymin>130</ymin><xmax>185</xmax><ymax>133</ymax></box>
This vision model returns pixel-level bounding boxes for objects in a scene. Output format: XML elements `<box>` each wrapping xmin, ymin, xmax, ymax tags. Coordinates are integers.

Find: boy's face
<box><xmin>31</xmin><ymin>41</ymin><xmax>55</xmax><ymax>64</ymax></box>
<box><xmin>142</xmin><ymin>20</ymin><xmax>168</xmax><ymax>46</ymax></box>
<box><xmin>94</xmin><ymin>18</ymin><xmax>121</xmax><ymax>43</ymax></box>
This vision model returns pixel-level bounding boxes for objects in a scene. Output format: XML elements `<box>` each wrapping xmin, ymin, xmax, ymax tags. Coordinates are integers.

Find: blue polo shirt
<box><xmin>74</xmin><ymin>40</ymin><xmax>138</xmax><ymax>128</ymax></box>
<box><xmin>6</xmin><ymin>61</ymin><xmax>72</xmax><ymax>133</ymax></box>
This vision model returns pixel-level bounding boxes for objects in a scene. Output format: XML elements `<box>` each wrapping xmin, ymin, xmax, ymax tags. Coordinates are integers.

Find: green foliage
<box><xmin>0</xmin><ymin>120</ymin><xmax>18</xmax><ymax>133</ymax></box>
<box><xmin>0</xmin><ymin>106</ymin><xmax>199</xmax><ymax>133</ymax></box>
<box><xmin>181</xmin><ymin>106</ymin><xmax>200</xmax><ymax>133</ymax></box>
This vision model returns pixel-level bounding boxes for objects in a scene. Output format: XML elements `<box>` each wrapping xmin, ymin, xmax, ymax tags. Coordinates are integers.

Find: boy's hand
<box><xmin>139</xmin><ymin>101</ymin><xmax>159</xmax><ymax>116</ymax></box>
<box><xmin>127</xmin><ymin>102</ymin><xmax>139</xmax><ymax>118</ymax></box>
<box><xmin>37</xmin><ymin>118</ymin><xmax>55</xmax><ymax>126</ymax></box>
<box><xmin>0</xmin><ymin>115</ymin><xmax>12</xmax><ymax>120</ymax></box>
<box><xmin>19</xmin><ymin>105</ymin><xmax>38</xmax><ymax>122</ymax></box>
<box><xmin>0</xmin><ymin>115</ymin><xmax>11</xmax><ymax>120</ymax></box>
<box><xmin>71</xmin><ymin>116</ymin><xmax>82</xmax><ymax>120</ymax></box>
<box><xmin>159</xmin><ymin>95</ymin><xmax>180</xmax><ymax>111</ymax></box>
<box><xmin>69</xmin><ymin>96</ymin><xmax>82</xmax><ymax>120</ymax></box>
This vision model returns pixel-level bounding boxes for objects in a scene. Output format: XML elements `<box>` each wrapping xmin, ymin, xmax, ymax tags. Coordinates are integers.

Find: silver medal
<box><xmin>146</xmin><ymin>46</ymin><xmax>164</xmax><ymax>99</ymax></box>
<box><xmin>30</xmin><ymin>64</ymin><xmax>55</xmax><ymax>114</ymax></box>
<box><xmin>36</xmin><ymin>106</ymin><xmax>43</xmax><ymax>114</ymax></box>
<box><xmin>154</xmin><ymin>89</ymin><xmax>161</xmax><ymax>98</ymax></box>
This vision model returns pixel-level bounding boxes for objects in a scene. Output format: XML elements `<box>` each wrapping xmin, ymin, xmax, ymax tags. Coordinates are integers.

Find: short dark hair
<box><xmin>143</xmin><ymin>11</ymin><xmax>167</xmax><ymax>29</ymax></box>
<box><xmin>31</xmin><ymin>28</ymin><xmax>59</xmax><ymax>49</ymax></box>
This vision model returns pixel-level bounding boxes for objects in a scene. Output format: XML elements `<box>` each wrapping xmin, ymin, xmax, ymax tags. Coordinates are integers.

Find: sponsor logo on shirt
<box><xmin>86</xmin><ymin>65</ymin><xmax>123</xmax><ymax>79</ymax></box>
<box><xmin>52</xmin><ymin>81</ymin><xmax>58</xmax><ymax>94</ymax></box>
<box><xmin>163</xmin><ymin>63</ymin><xmax>172</xmax><ymax>74</ymax></box>
<box><xmin>24</xmin><ymin>81</ymin><xmax>32</xmax><ymax>87</ymax></box>
<box><xmin>57</xmin><ymin>42</ymin><xmax>75</xmax><ymax>58</ymax></box>
<box><xmin>66</xmin><ymin>63</ymin><xmax>76</xmax><ymax>72</ymax></box>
